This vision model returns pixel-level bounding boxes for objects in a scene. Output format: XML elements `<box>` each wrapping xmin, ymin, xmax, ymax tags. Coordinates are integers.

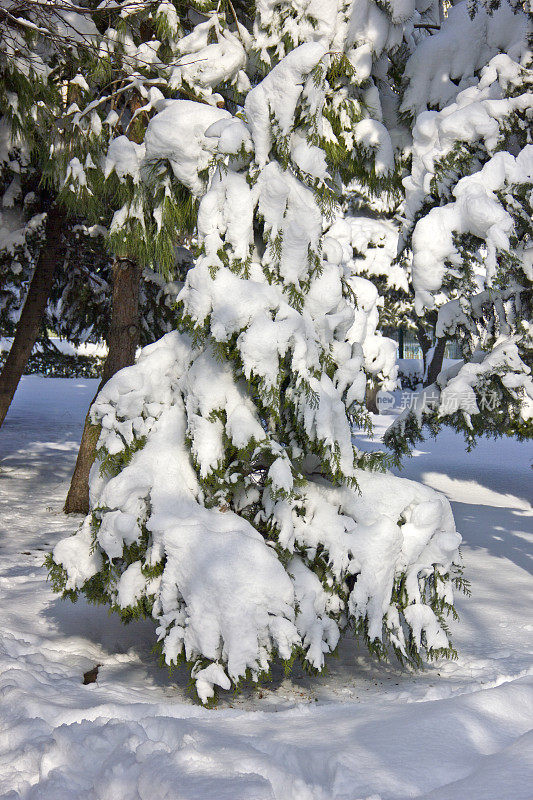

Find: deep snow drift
<box><xmin>0</xmin><ymin>376</ymin><xmax>532</xmax><ymax>799</ymax></box>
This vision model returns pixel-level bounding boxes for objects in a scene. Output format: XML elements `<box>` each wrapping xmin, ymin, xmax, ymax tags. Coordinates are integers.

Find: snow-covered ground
<box><xmin>1</xmin><ymin>376</ymin><xmax>532</xmax><ymax>800</ymax></box>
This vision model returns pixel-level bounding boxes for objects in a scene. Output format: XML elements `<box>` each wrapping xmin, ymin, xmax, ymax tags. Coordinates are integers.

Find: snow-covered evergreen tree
<box><xmin>250</xmin><ymin>0</ymin><xmax>419</xmax><ymax>404</ymax></box>
<box><xmin>0</xmin><ymin>188</ymin><xmax>46</xmax><ymax>338</ymax></box>
<box><xmin>49</xmin><ymin>44</ymin><xmax>464</xmax><ymax>704</ymax></box>
<box><xmin>386</xmin><ymin>24</ymin><xmax>532</xmax><ymax>453</ymax></box>
<box><xmin>58</xmin><ymin>0</ymin><xmax>250</xmax><ymax>266</ymax></box>
<box><xmin>0</xmin><ymin>0</ymin><xmax>62</xmax><ymax>335</ymax></box>
<box><xmin>2</xmin><ymin>0</ymin><xmax>249</xmax><ymax>330</ymax></box>
<box><xmin>0</xmin><ymin>0</ymin><xmax>98</xmax><ymax>422</ymax></box>
<box><xmin>330</xmin><ymin>0</ymin><xmax>531</xmax><ymax>398</ymax></box>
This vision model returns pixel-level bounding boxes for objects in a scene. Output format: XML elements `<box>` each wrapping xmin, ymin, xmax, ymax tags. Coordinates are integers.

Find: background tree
<box><xmin>0</xmin><ymin>0</ymin><xmax>104</xmax><ymax>425</ymax></box>
<box><xmin>396</xmin><ymin>0</ymin><xmax>530</xmax><ymax>390</ymax></box>
<box><xmin>386</xmin><ymin>39</ymin><xmax>532</xmax><ymax>456</ymax></box>
<box><xmin>331</xmin><ymin>0</ymin><xmax>531</xmax><ymax>395</ymax></box>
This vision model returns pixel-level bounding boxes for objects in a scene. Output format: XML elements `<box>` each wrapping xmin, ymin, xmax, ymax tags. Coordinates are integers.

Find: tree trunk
<box><xmin>415</xmin><ymin>321</ymin><xmax>432</xmax><ymax>374</ymax></box>
<box><xmin>397</xmin><ymin>327</ymin><xmax>404</xmax><ymax>360</ymax></box>
<box><xmin>64</xmin><ymin>257</ymin><xmax>142</xmax><ymax>514</ymax></box>
<box><xmin>425</xmin><ymin>336</ymin><xmax>447</xmax><ymax>387</ymax></box>
<box><xmin>365</xmin><ymin>380</ymin><xmax>379</xmax><ymax>414</ymax></box>
<box><xmin>0</xmin><ymin>204</ymin><xmax>64</xmax><ymax>429</ymax></box>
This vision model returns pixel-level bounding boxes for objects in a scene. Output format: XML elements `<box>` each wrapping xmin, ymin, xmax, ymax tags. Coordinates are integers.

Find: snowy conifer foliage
<box><xmin>50</xmin><ymin>44</ymin><xmax>464</xmax><ymax>703</ymax></box>
<box><xmin>328</xmin><ymin>213</ymin><xmax>405</xmax><ymax>395</ymax></box>
<box><xmin>254</xmin><ymin>0</ymin><xmax>410</xmax><ymax>190</ymax></box>
<box><xmin>387</xmin><ymin>42</ymin><xmax>532</xmax><ymax>453</ymax></box>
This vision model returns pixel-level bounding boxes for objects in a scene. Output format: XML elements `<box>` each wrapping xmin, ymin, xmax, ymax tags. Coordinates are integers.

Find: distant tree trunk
<box><xmin>0</xmin><ymin>204</ymin><xmax>64</xmax><ymax>429</ymax></box>
<box><xmin>397</xmin><ymin>327</ymin><xmax>404</xmax><ymax>360</ymax></box>
<box><xmin>425</xmin><ymin>336</ymin><xmax>447</xmax><ymax>387</ymax></box>
<box><xmin>64</xmin><ymin>257</ymin><xmax>142</xmax><ymax>514</ymax></box>
<box><xmin>415</xmin><ymin>321</ymin><xmax>432</xmax><ymax>374</ymax></box>
<box><xmin>416</xmin><ymin>318</ymin><xmax>447</xmax><ymax>388</ymax></box>
<box><xmin>366</xmin><ymin>380</ymin><xmax>379</xmax><ymax>414</ymax></box>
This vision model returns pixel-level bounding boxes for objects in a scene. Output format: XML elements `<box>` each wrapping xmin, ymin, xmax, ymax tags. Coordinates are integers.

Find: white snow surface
<box><xmin>1</xmin><ymin>376</ymin><xmax>532</xmax><ymax>799</ymax></box>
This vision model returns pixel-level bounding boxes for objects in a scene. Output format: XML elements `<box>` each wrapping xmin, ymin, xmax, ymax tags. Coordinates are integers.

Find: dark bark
<box><xmin>414</xmin><ymin>315</ymin><xmax>448</xmax><ymax>387</ymax></box>
<box><xmin>64</xmin><ymin>257</ymin><xmax>142</xmax><ymax>514</ymax></box>
<box><xmin>0</xmin><ymin>204</ymin><xmax>64</xmax><ymax>429</ymax></box>
<box><xmin>415</xmin><ymin>321</ymin><xmax>432</xmax><ymax>372</ymax></box>
<box><xmin>365</xmin><ymin>380</ymin><xmax>379</xmax><ymax>414</ymax></box>
<box><xmin>425</xmin><ymin>336</ymin><xmax>447</xmax><ymax>387</ymax></box>
<box><xmin>397</xmin><ymin>327</ymin><xmax>404</xmax><ymax>360</ymax></box>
